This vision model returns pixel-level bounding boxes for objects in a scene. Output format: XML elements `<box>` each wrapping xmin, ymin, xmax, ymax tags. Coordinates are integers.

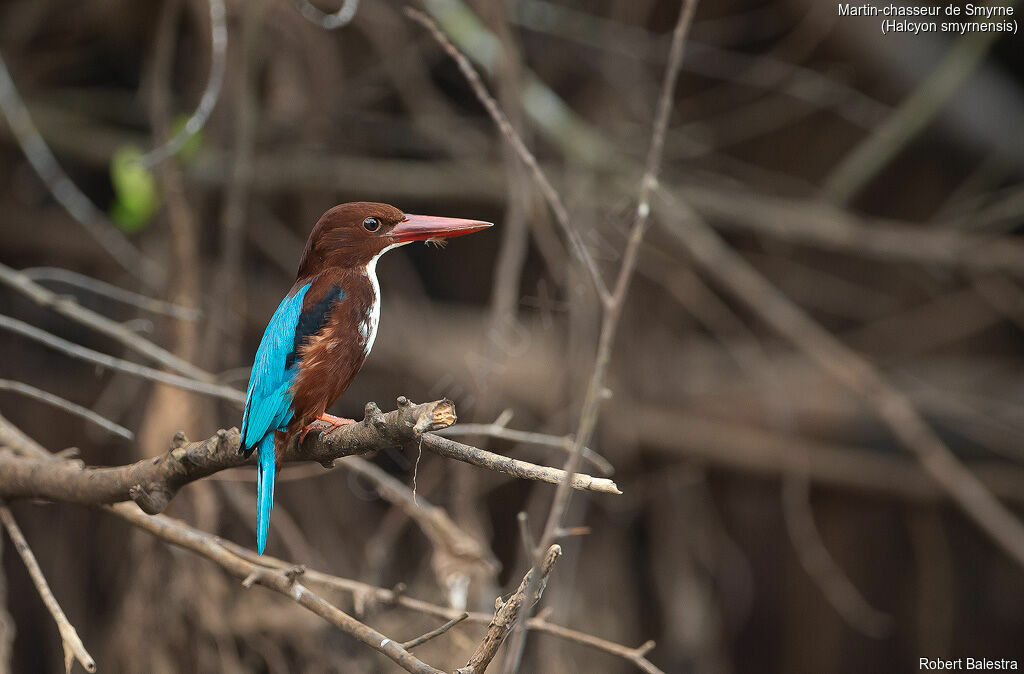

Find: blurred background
<box><xmin>1</xmin><ymin>0</ymin><xmax>1024</xmax><ymax>672</ymax></box>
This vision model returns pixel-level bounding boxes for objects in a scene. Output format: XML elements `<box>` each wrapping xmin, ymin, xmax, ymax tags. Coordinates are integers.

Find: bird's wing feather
<box><xmin>241</xmin><ymin>281</ymin><xmax>346</xmax><ymax>453</ymax></box>
<box><xmin>286</xmin><ymin>283</ymin><xmax>345</xmax><ymax>370</ymax></box>
<box><xmin>240</xmin><ymin>281</ymin><xmax>313</xmax><ymax>451</ymax></box>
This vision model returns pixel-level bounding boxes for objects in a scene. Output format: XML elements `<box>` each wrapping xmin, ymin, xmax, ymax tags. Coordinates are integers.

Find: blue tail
<box><xmin>256</xmin><ymin>434</ymin><xmax>276</xmax><ymax>554</ymax></box>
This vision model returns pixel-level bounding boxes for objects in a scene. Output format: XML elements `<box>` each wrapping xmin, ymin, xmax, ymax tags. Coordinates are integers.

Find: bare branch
<box><xmin>500</xmin><ymin>5</ymin><xmax>700</xmax><ymax>667</ymax></box>
<box><xmin>0</xmin><ymin>398</ymin><xmax>618</xmax><ymax>512</ymax></box>
<box><xmin>401</xmin><ymin>612</ymin><xmax>469</xmax><ymax>650</ymax></box>
<box><xmin>0</xmin><ymin>379</ymin><xmax>132</xmax><ymax>440</ymax></box>
<box><xmin>0</xmin><ymin>314</ymin><xmax>242</xmax><ymax>404</ymax></box>
<box><xmin>218</xmin><ymin>538</ymin><xmax>663</xmax><ymax>673</ymax></box>
<box><xmin>436</xmin><ymin>423</ymin><xmax>614</xmax><ymax>476</ymax></box>
<box><xmin>138</xmin><ymin>0</ymin><xmax>227</xmax><ymax>168</ymax></box>
<box><xmin>456</xmin><ymin>545</ymin><xmax>562</xmax><ymax>674</ymax></box>
<box><xmin>19</xmin><ymin>267</ymin><xmax>201</xmax><ymax>321</ymax></box>
<box><xmin>0</xmin><ymin>53</ymin><xmax>162</xmax><ymax>284</ymax></box>
<box><xmin>405</xmin><ymin>8</ymin><xmax>610</xmax><ymax>304</ymax></box>
<box><xmin>0</xmin><ymin>506</ymin><xmax>95</xmax><ymax>673</ymax></box>
<box><xmin>0</xmin><ymin>263</ymin><xmax>212</xmax><ymax>381</ymax></box>
<box><xmin>656</xmin><ymin>186</ymin><xmax>1024</xmax><ymax>568</ymax></box>
<box><xmin>108</xmin><ymin>503</ymin><xmax>442</xmax><ymax>674</ymax></box>
<box><xmin>420</xmin><ymin>434</ymin><xmax>620</xmax><ymax>495</ymax></box>
<box><xmin>782</xmin><ymin>473</ymin><xmax>893</xmax><ymax>638</ymax></box>
<box><xmin>536</xmin><ymin>0</ymin><xmax>699</xmax><ymax>578</ymax></box>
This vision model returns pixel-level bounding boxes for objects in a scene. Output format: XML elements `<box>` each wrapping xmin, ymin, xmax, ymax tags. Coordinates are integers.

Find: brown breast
<box><xmin>287</xmin><ymin>267</ymin><xmax>376</xmax><ymax>437</ymax></box>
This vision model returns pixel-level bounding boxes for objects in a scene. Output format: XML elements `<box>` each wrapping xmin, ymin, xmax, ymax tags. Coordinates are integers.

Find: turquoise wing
<box><xmin>240</xmin><ymin>281</ymin><xmax>312</xmax><ymax>454</ymax></box>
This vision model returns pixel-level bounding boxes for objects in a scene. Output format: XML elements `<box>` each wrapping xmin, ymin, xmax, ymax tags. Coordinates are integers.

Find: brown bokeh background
<box><xmin>1</xmin><ymin>0</ymin><xmax>1024</xmax><ymax>672</ymax></box>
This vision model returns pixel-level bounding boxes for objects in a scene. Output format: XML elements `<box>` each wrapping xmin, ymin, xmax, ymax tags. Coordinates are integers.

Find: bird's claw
<box><xmin>298</xmin><ymin>413</ymin><xmax>356</xmax><ymax>445</ymax></box>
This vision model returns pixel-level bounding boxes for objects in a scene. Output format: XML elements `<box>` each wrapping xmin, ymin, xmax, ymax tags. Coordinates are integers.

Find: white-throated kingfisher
<box><xmin>240</xmin><ymin>202</ymin><xmax>492</xmax><ymax>553</ymax></box>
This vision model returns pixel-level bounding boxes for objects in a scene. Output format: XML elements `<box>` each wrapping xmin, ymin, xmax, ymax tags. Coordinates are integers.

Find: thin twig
<box><xmin>436</xmin><ymin>423</ymin><xmax>614</xmax><ymax>476</ymax></box>
<box><xmin>456</xmin><ymin>545</ymin><xmax>562</xmax><ymax>674</ymax></box>
<box><xmin>213</xmin><ymin>535</ymin><xmax>664</xmax><ymax>674</ymax></box>
<box><xmin>822</xmin><ymin>28</ymin><xmax>1003</xmax><ymax>204</ymax></box>
<box><xmin>420</xmin><ymin>434</ymin><xmax>620</xmax><ymax>495</ymax></box>
<box><xmin>0</xmin><ymin>263</ymin><xmax>213</xmax><ymax>381</ymax></box>
<box><xmin>0</xmin><ymin>53</ymin><xmax>162</xmax><ymax>285</ymax></box>
<box><xmin>537</xmin><ymin>0</ymin><xmax>698</xmax><ymax>545</ymax></box>
<box><xmin>677</xmin><ymin>183</ymin><xmax>1024</xmax><ymax>276</ymax></box>
<box><xmin>506</xmin><ymin>5</ymin><xmax>699</xmax><ymax>668</ymax></box>
<box><xmin>0</xmin><ymin>506</ymin><xmax>95</xmax><ymax>673</ymax></box>
<box><xmin>19</xmin><ymin>267</ymin><xmax>201</xmax><ymax>321</ymax></box>
<box><xmin>0</xmin><ymin>379</ymin><xmax>133</xmax><ymax>440</ymax></box>
<box><xmin>0</xmin><ymin>527</ymin><xmax>12</xmax><ymax>674</ymax></box>
<box><xmin>405</xmin><ymin>8</ymin><xmax>610</xmax><ymax>304</ymax></box>
<box><xmin>138</xmin><ymin>0</ymin><xmax>227</xmax><ymax>167</ymax></box>
<box><xmin>108</xmin><ymin>503</ymin><xmax>441</xmax><ymax>674</ymax></box>
<box><xmin>656</xmin><ymin>186</ymin><xmax>1024</xmax><ymax>568</ymax></box>
<box><xmin>0</xmin><ymin>314</ymin><xmax>243</xmax><ymax>405</ymax></box>
<box><xmin>782</xmin><ymin>473</ymin><xmax>893</xmax><ymax>638</ymax></box>
<box><xmin>402</xmin><ymin>612</ymin><xmax>469</xmax><ymax>650</ymax></box>
<box><xmin>338</xmin><ymin>456</ymin><xmax>498</xmax><ymax>595</ymax></box>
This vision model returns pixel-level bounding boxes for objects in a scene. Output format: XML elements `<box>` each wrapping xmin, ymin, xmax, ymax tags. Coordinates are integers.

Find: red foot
<box><xmin>298</xmin><ymin>412</ymin><xmax>356</xmax><ymax>444</ymax></box>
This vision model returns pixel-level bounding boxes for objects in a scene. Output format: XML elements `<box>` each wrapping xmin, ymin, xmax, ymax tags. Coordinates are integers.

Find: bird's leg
<box><xmin>298</xmin><ymin>413</ymin><xmax>356</xmax><ymax>444</ymax></box>
<box><xmin>318</xmin><ymin>412</ymin><xmax>356</xmax><ymax>430</ymax></box>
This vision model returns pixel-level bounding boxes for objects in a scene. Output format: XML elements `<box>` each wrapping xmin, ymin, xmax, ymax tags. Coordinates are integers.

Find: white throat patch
<box><xmin>361</xmin><ymin>242</ymin><xmax>407</xmax><ymax>357</ymax></box>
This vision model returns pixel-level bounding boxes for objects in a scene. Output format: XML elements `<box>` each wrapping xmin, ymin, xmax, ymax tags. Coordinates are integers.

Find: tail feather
<box><xmin>256</xmin><ymin>434</ymin><xmax>276</xmax><ymax>554</ymax></box>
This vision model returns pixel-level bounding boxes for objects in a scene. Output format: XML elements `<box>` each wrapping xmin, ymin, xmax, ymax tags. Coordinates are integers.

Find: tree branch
<box><xmin>405</xmin><ymin>7</ymin><xmax>610</xmax><ymax>304</ymax></box>
<box><xmin>0</xmin><ymin>314</ymin><xmax>243</xmax><ymax>404</ymax></box>
<box><xmin>456</xmin><ymin>545</ymin><xmax>562</xmax><ymax>674</ymax></box>
<box><xmin>19</xmin><ymin>267</ymin><xmax>200</xmax><ymax>321</ymax></box>
<box><xmin>0</xmin><ymin>262</ymin><xmax>212</xmax><ymax>381</ymax></box>
<box><xmin>0</xmin><ymin>52</ymin><xmax>162</xmax><ymax>285</ymax></box>
<box><xmin>0</xmin><ymin>506</ymin><xmax>95</xmax><ymax>673</ymax></box>
<box><xmin>656</xmin><ymin>186</ymin><xmax>1024</xmax><ymax>568</ymax></box>
<box><xmin>420</xmin><ymin>434</ymin><xmax>620</xmax><ymax>495</ymax></box>
<box><xmin>401</xmin><ymin>612</ymin><xmax>469</xmax><ymax>650</ymax></box>
<box><xmin>137</xmin><ymin>0</ymin><xmax>227</xmax><ymax>168</ymax></box>
<box><xmin>0</xmin><ymin>398</ymin><xmax>619</xmax><ymax>512</ymax></box>
<box><xmin>0</xmin><ymin>379</ymin><xmax>132</xmax><ymax>440</ymax></box>
<box><xmin>219</xmin><ymin>539</ymin><xmax>664</xmax><ymax>673</ymax></box>
<box><xmin>109</xmin><ymin>502</ymin><xmax>442</xmax><ymax>674</ymax></box>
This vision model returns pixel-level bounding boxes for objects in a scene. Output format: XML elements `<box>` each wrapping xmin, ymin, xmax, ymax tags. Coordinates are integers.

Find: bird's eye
<box><xmin>363</xmin><ymin>217</ymin><xmax>380</xmax><ymax>232</ymax></box>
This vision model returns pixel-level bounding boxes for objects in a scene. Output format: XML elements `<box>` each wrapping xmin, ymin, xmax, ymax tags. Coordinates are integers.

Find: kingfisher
<box><xmin>239</xmin><ymin>202</ymin><xmax>492</xmax><ymax>553</ymax></box>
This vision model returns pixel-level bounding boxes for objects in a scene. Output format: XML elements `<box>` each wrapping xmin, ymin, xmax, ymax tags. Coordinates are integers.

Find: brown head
<box><xmin>296</xmin><ymin>202</ymin><xmax>492</xmax><ymax>278</ymax></box>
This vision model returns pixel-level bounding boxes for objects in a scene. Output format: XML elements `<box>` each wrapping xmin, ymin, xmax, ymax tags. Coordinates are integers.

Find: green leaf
<box><xmin>109</xmin><ymin>146</ymin><xmax>159</xmax><ymax>233</ymax></box>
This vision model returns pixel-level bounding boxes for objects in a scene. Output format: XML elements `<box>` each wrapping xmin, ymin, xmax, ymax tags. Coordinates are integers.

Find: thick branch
<box><xmin>0</xmin><ymin>398</ymin><xmax>619</xmax><ymax>512</ymax></box>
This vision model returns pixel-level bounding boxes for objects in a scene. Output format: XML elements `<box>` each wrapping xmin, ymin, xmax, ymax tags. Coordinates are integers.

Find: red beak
<box><xmin>391</xmin><ymin>214</ymin><xmax>493</xmax><ymax>243</ymax></box>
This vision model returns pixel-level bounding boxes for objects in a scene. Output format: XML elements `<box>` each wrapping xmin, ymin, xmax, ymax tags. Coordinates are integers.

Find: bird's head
<box><xmin>297</xmin><ymin>202</ymin><xmax>492</xmax><ymax>277</ymax></box>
